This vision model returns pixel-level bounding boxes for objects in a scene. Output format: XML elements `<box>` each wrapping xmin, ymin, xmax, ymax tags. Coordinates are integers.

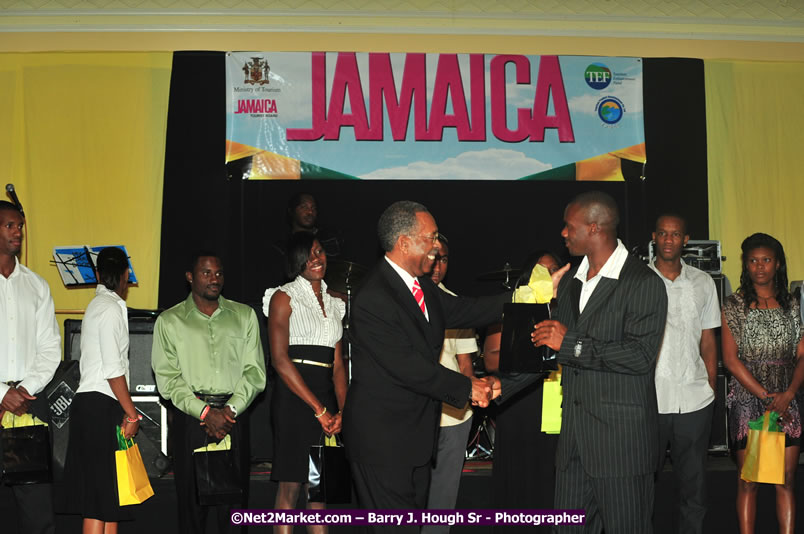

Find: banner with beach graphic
<box><xmin>225</xmin><ymin>52</ymin><xmax>644</xmax><ymax>181</ymax></box>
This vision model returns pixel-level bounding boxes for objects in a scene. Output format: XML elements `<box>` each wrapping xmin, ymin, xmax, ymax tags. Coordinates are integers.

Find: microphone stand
<box><xmin>342</xmin><ymin>266</ymin><xmax>356</xmax><ymax>382</ymax></box>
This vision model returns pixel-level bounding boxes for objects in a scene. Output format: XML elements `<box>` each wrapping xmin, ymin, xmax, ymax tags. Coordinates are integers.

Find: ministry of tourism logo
<box><xmin>242</xmin><ymin>56</ymin><xmax>270</xmax><ymax>86</ymax></box>
<box><xmin>585</xmin><ymin>63</ymin><xmax>612</xmax><ymax>90</ymax></box>
<box><xmin>596</xmin><ymin>97</ymin><xmax>626</xmax><ymax>125</ymax></box>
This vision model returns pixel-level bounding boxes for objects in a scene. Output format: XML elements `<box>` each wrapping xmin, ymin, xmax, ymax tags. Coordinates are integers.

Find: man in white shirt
<box><xmin>423</xmin><ymin>235</ymin><xmax>478</xmax><ymax>534</ymax></box>
<box><xmin>0</xmin><ymin>200</ymin><xmax>61</xmax><ymax>534</ymax></box>
<box><xmin>650</xmin><ymin>214</ymin><xmax>720</xmax><ymax>534</ymax></box>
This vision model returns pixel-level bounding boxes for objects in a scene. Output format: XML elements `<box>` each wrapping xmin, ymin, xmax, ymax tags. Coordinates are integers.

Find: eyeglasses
<box><xmin>411</xmin><ymin>233</ymin><xmax>440</xmax><ymax>245</ymax></box>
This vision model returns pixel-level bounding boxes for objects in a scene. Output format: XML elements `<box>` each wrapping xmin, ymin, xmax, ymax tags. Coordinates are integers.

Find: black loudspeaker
<box><xmin>44</xmin><ymin>360</ymin><xmax>80</xmax><ymax>480</ymax></box>
<box><xmin>133</xmin><ymin>399</ymin><xmax>171</xmax><ymax>477</ymax></box>
<box><xmin>710</xmin><ymin>273</ymin><xmax>730</xmax><ymax>306</ymax></box>
<box><xmin>708</xmin><ymin>370</ymin><xmax>729</xmax><ymax>453</ymax></box>
<box><xmin>707</xmin><ymin>274</ymin><xmax>730</xmax><ymax>454</ymax></box>
<box><xmin>64</xmin><ymin>316</ymin><xmax>158</xmax><ymax>395</ymax></box>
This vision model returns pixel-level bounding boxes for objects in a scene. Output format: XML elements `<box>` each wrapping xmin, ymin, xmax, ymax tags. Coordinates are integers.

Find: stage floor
<box><xmin>1</xmin><ymin>455</ymin><xmax>801</xmax><ymax>532</ymax></box>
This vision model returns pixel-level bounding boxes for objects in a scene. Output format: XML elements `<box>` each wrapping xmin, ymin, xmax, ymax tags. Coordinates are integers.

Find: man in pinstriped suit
<box><xmin>497</xmin><ymin>191</ymin><xmax>667</xmax><ymax>533</ymax></box>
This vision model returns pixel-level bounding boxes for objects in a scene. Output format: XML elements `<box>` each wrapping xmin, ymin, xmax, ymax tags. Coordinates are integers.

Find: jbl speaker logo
<box><xmin>48</xmin><ymin>381</ymin><xmax>76</xmax><ymax>429</ymax></box>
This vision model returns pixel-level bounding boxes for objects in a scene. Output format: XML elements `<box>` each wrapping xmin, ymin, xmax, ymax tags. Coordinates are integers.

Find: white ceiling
<box><xmin>2</xmin><ymin>0</ymin><xmax>804</xmax><ymax>41</ymax></box>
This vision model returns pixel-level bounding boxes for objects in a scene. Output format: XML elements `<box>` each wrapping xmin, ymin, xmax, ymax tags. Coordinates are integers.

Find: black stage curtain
<box><xmin>159</xmin><ymin>53</ymin><xmax>707</xmax><ymax>309</ymax></box>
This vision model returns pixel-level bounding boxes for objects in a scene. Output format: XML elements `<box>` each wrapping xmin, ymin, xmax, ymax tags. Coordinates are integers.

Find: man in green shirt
<box><xmin>152</xmin><ymin>252</ymin><xmax>266</xmax><ymax>533</ymax></box>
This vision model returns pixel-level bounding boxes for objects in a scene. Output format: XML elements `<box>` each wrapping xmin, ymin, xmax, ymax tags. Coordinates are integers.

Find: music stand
<box><xmin>52</xmin><ymin>245</ymin><xmax>137</xmax><ymax>286</ymax></box>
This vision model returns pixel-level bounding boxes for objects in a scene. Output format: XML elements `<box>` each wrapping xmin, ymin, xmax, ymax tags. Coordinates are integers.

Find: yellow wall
<box><xmin>0</xmin><ymin>52</ymin><xmax>171</xmax><ymax>344</ymax></box>
<box><xmin>707</xmin><ymin>60</ymin><xmax>804</xmax><ymax>289</ymax></box>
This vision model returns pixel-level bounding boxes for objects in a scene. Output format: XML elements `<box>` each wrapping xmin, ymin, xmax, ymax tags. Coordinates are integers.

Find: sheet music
<box><xmin>52</xmin><ymin>245</ymin><xmax>137</xmax><ymax>286</ymax></box>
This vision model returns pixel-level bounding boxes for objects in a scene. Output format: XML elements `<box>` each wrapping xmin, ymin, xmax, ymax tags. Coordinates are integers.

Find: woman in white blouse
<box><xmin>63</xmin><ymin>246</ymin><xmax>140</xmax><ymax>533</ymax></box>
<box><xmin>264</xmin><ymin>231</ymin><xmax>347</xmax><ymax>534</ymax></box>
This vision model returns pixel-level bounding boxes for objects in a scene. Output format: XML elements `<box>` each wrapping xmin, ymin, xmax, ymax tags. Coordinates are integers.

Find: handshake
<box><xmin>470</xmin><ymin>376</ymin><xmax>501</xmax><ymax>408</ymax></box>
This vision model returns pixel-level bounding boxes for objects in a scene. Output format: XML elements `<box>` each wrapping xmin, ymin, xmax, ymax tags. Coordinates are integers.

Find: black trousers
<box><xmin>6</xmin><ymin>389</ymin><xmax>55</xmax><ymax>534</ymax></box>
<box><xmin>656</xmin><ymin>402</ymin><xmax>714</xmax><ymax>534</ymax></box>
<box><xmin>350</xmin><ymin>461</ymin><xmax>430</xmax><ymax>534</ymax></box>
<box><xmin>170</xmin><ymin>406</ymin><xmax>250</xmax><ymax>534</ymax></box>
<box><xmin>554</xmin><ymin>435</ymin><xmax>654</xmax><ymax>534</ymax></box>
<box><xmin>9</xmin><ymin>483</ymin><xmax>55</xmax><ymax>534</ymax></box>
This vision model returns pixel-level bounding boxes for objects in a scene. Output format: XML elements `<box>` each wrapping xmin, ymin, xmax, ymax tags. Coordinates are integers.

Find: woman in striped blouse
<box><xmin>264</xmin><ymin>231</ymin><xmax>347</xmax><ymax>534</ymax></box>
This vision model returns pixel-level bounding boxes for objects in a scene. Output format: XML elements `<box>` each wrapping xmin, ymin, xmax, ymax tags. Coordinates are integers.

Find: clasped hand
<box><xmin>470</xmin><ymin>376</ymin><xmax>501</xmax><ymax>408</ymax></box>
<box><xmin>316</xmin><ymin>410</ymin><xmax>342</xmax><ymax>436</ymax></box>
<box><xmin>200</xmin><ymin>406</ymin><xmax>236</xmax><ymax>440</ymax></box>
<box><xmin>765</xmin><ymin>390</ymin><xmax>795</xmax><ymax>419</ymax></box>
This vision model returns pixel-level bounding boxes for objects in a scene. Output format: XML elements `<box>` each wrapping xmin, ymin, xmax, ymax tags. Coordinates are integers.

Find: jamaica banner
<box><xmin>225</xmin><ymin>52</ymin><xmax>644</xmax><ymax>181</ymax></box>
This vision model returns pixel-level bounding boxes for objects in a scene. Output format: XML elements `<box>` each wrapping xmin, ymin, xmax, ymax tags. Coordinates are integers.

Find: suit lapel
<box><xmin>569</xmin><ymin>277</ymin><xmax>582</xmax><ymax>323</ymax></box>
<box><xmin>379</xmin><ymin>261</ymin><xmax>435</xmax><ymax>340</ymax></box>
<box><xmin>578</xmin><ymin>277</ymin><xmax>618</xmax><ymax>326</ymax></box>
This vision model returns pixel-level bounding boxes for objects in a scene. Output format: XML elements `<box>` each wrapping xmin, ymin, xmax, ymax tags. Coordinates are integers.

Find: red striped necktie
<box><xmin>411</xmin><ymin>280</ymin><xmax>426</xmax><ymax>315</ymax></box>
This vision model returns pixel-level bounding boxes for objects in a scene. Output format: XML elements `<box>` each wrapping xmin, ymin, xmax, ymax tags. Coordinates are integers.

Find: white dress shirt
<box><xmin>650</xmin><ymin>261</ymin><xmax>721</xmax><ymax>414</ymax></box>
<box><xmin>77</xmin><ymin>284</ymin><xmax>130</xmax><ymax>399</ymax></box>
<box><xmin>0</xmin><ymin>257</ymin><xmax>61</xmax><ymax>400</ymax></box>
<box><xmin>437</xmin><ymin>283</ymin><xmax>478</xmax><ymax>426</ymax></box>
<box><xmin>385</xmin><ymin>255</ymin><xmax>429</xmax><ymax>320</ymax></box>
<box><xmin>574</xmin><ymin>239</ymin><xmax>629</xmax><ymax>313</ymax></box>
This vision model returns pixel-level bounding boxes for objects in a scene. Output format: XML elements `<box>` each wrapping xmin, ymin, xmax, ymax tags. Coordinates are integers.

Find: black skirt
<box><xmin>63</xmin><ymin>391</ymin><xmax>132</xmax><ymax>522</ymax></box>
<box><xmin>271</xmin><ymin>345</ymin><xmax>338</xmax><ymax>482</ymax></box>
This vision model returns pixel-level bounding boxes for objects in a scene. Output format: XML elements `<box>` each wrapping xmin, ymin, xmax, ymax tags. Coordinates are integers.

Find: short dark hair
<box><xmin>569</xmin><ymin>191</ymin><xmax>620</xmax><ymax>232</ymax></box>
<box><xmin>655</xmin><ymin>212</ymin><xmax>688</xmax><ymax>235</ymax></box>
<box><xmin>0</xmin><ymin>200</ymin><xmax>21</xmax><ymax>216</ymax></box>
<box><xmin>96</xmin><ymin>247</ymin><xmax>129</xmax><ymax>291</ymax></box>
<box><xmin>285</xmin><ymin>231</ymin><xmax>317</xmax><ymax>280</ymax></box>
<box><xmin>286</xmin><ymin>192</ymin><xmax>316</xmax><ymax>225</ymax></box>
<box><xmin>377</xmin><ymin>201</ymin><xmax>429</xmax><ymax>252</ymax></box>
<box><xmin>187</xmin><ymin>250</ymin><xmax>220</xmax><ymax>274</ymax></box>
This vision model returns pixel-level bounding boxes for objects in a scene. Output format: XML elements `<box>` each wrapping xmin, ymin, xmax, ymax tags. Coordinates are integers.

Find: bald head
<box><xmin>568</xmin><ymin>191</ymin><xmax>619</xmax><ymax>237</ymax></box>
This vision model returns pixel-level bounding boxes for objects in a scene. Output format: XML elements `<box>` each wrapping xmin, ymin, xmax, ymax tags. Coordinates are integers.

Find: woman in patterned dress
<box><xmin>264</xmin><ymin>232</ymin><xmax>348</xmax><ymax>534</ymax></box>
<box><xmin>721</xmin><ymin>233</ymin><xmax>804</xmax><ymax>534</ymax></box>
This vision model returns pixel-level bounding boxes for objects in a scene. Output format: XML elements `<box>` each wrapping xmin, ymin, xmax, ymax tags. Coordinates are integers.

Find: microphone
<box><xmin>5</xmin><ymin>183</ymin><xmax>24</xmax><ymax>217</ymax></box>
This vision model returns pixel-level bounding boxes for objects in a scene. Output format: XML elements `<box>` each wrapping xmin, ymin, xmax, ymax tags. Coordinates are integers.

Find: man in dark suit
<box><xmin>343</xmin><ymin>201</ymin><xmax>508</xmax><ymax>529</ymax></box>
<box><xmin>498</xmin><ymin>191</ymin><xmax>667</xmax><ymax>533</ymax></box>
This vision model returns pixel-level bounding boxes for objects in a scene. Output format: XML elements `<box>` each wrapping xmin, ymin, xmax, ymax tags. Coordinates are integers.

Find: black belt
<box><xmin>4</xmin><ymin>381</ymin><xmax>20</xmax><ymax>387</ymax></box>
<box><xmin>194</xmin><ymin>392</ymin><xmax>232</xmax><ymax>408</ymax></box>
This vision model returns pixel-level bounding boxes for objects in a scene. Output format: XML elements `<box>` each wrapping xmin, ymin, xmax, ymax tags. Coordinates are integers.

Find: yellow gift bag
<box><xmin>115</xmin><ymin>427</ymin><xmax>155</xmax><ymax>505</ymax></box>
<box><xmin>541</xmin><ymin>367</ymin><xmax>562</xmax><ymax>434</ymax></box>
<box><xmin>740</xmin><ymin>411</ymin><xmax>785</xmax><ymax>484</ymax></box>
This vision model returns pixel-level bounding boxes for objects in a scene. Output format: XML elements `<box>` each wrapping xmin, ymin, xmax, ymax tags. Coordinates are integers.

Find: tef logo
<box><xmin>585</xmin><ymin>63</ymin><xmax>612</xmax><ymax>90</ymax></box>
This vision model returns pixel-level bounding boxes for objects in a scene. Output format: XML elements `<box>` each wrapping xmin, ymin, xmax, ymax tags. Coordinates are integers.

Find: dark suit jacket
<box><xmin>501</xmin><ymin>253</ymin><xmax>667</xmax><ymax>478</ymax></box>
<box><xmin>343</xmin><ymin>259</ymin><xmax>510</xmax><ymax>467</ymax></box>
